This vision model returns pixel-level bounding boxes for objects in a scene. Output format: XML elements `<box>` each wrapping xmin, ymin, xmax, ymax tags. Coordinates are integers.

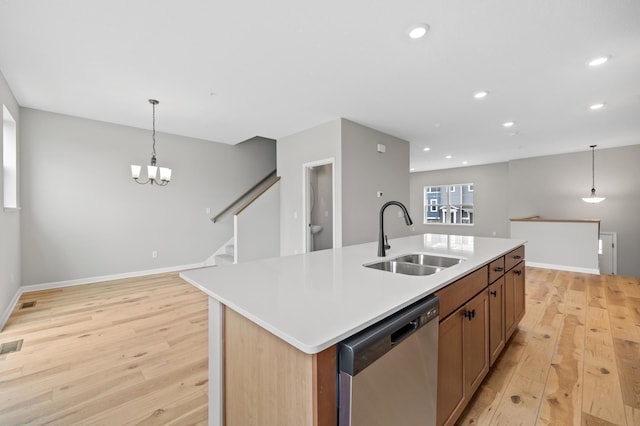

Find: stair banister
<box><xmin>211</xmin><ymin>169</ymin><xmax>277</xmax><ymax>223</ymax></box>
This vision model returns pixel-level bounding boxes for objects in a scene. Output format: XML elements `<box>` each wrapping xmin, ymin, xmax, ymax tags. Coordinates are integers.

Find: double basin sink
<box><xmin>365</xmin><ymin>253</ymin><xmax>465</xmax><ymax>276</ymax></box>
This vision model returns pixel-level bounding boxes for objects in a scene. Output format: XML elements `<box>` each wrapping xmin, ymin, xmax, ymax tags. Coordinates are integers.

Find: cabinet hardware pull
<box><xmin>464</xmin><ymin>310</ymin><xmax>472</xmax><ymax>321</ymax></box>
<box><xmin>514</xmin><ymin>270</ymin><xmax>522</xmax><ymax>276</ymax></box>
<box><xmin>494</xmin><ymin>267</ymin><xmax>504</xmax><ymax>272</ymax></box>
<box><xmin>490</xmin><ymin>290</ymin><xmax>497</xmax><ymax>297</ymax></box>
<box><xmin>472</xmin><ymin>309</ymin><xmax>476</xmax><ymax>318</ymax></box>
<box><xmin>513</xmin><ymin>255</ymin><xmax>522</xmax><ymax>260</ymax></box>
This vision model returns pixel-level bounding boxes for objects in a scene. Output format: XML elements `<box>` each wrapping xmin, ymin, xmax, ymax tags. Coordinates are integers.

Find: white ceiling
<box><xmin>1</xmin><ymin>0</ymin><xmax>639</xmax><ymax>171</ymax></box>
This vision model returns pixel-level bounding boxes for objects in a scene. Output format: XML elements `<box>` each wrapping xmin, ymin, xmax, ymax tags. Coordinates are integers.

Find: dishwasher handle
<box><xmin>390</xmin><ymin>319</ymin><xmax>418</xmax><ymax>345</ymax></box>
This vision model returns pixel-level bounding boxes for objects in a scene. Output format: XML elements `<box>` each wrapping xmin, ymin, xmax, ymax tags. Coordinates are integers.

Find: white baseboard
<box><xmin>19</xmin><ymin>262</ymin><xmax>206</xmax><ymax>294</ymax></box>
<box><xmin>1</xmin><ymin>262</ymin><xmax>207</xmax><ymax>332</ymax></box>
<box><xmin>0</xmin><ymin>286</ymin><xmax>23</xmax><ymax>331</ymax></box>
<box><xmin>526</xmin><ymin>261</ymin><xmax>600</xmax><ymax>275</ymax></box>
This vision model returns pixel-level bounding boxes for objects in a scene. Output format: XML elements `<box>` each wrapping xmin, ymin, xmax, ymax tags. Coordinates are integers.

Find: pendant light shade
<box><xmin>582</xmin><ymin>145</ymin><xmax>605</xmax><ymax>203</ymax></box>
<box><xmin>131</xmin><ymin>99</ymin><xmax>172</xmax><ymax>186</ymax></box>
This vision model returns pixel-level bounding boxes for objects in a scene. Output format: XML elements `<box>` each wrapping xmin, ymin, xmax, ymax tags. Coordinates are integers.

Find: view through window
<box><xmin>423</xmin><ymin>183</ymin><xmax>474</xmax><ymax>225</ymax></box>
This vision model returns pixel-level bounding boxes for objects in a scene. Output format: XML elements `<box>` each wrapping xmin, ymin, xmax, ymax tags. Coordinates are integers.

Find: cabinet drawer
<box><xmin>505</xmin><ymin>246</ymin><xmax>525</xmax><ymax>271</ymax></box>
<box><xmin>488</xmin><ymin>257</ymin><xmax>505</xmax><ymax>283</ymax></box>
<box><xmin>436</xmin><ymin>266</ymin><xmax>488</xmax><ymax>320</ymax></box>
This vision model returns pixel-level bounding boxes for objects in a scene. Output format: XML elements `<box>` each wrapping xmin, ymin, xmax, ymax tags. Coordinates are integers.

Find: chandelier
<box><xmin>131</xmin><ymin>99</ymin><xmax>172</xmax><ymax>186</ymax></box>
<box><xmin>582</xmin><ymin>145</ymin><xmax>605</xmax><ymax>203</ymax></box>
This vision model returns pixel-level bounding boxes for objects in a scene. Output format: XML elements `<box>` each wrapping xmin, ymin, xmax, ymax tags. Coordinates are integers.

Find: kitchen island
<box><xmin>180</xmin><ymin>233</ymin><xmax>526</xmax><ymax>426</ymax></box>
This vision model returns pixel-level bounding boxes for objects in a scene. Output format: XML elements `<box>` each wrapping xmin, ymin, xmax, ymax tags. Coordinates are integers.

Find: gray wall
<box><xmin>410</xmin><ymin>163</ymin><xmax>510</xmax><ymax>238</ymax></box>
<box><xmin>341</xmin><ymin>119</ymin><xmax>411</xmax><ymax>245</ymax></box>
<box><xmin>20</xmin><ymin>108</ymin><xmax>276</xmax><ymax>285</ymax></box>
<box><xmin>277</xmin><ymin>119</ymin><xmax>342</xmax><ymax>256</ymax></box>
<box><xmin>410</xmin><ymin>145</ymin><xmax>640</xmax><ymax>277</ymax></box>
<box><xmin>0</xmin><ymin>70</ymin><xmax>21</xmax><ymax>322</ymax></box>
<box><xmin>277</xmin><ymin>118</ymin><xmax>411</xmax><ymax>256</ymax></box>
<box><xmin>508</xmin><ymin>145</ymin><xmax>640</xmax><ymax>277</ymax></box>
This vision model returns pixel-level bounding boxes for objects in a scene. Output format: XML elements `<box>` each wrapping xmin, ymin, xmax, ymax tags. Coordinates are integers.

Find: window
<box><xmin>423</xmin><ymin>183</ymin><xmax>474</xmax><ymax>225</ymax></box>
<box><xmin>3</xmin><ymin>105</ymin><xmax>17</xmax><ymax>209</ymax></box>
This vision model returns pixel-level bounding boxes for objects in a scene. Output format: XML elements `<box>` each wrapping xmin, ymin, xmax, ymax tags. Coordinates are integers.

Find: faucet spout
<box><xmin>378</xmin><ymin>201</ymin><xmax>413</xmax><ymax>257</ymax></box>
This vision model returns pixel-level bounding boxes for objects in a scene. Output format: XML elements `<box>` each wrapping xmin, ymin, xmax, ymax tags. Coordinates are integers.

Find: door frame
<box><xmin>302</xmin><ymin>158</ymin><xmax>336</xmax><ymax>253</ymax></box>
<box><xmin>599</xmin><ymin>231</ymin><xmax>617</xmax><ymax>275</ymax></box>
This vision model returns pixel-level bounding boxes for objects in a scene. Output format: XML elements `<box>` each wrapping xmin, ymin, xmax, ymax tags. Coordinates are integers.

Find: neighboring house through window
<box><xmin>424</xmin><ymin>183</ymin><xmax>474</xmax><ymax>225</ymax></box>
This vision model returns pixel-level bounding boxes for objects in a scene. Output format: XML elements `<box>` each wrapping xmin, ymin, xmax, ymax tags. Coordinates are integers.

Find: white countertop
<box><xmin>180</xmin><ymin>234</ymin><xmax>525</xmax><ymax>354</ymax></box>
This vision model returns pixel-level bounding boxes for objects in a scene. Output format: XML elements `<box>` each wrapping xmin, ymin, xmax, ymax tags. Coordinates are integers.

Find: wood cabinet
<box><xmin>505</xmin><ymin>261</ymin><xmax>526</xmax><ymax>340</ymax></box>
<box><xmin>436</xmin><ymin>245</ymin><xmax>525</xmax><ymax>426</ymax></box>
<box><xmin>488</xmin><ymin>276</ymin><xmax>505</xmax><ymax>366</ymax></box>
<box><xmin>436</xmin><ymin>269</ymin><xmax>490</xmax><ymax>426</ymax></box>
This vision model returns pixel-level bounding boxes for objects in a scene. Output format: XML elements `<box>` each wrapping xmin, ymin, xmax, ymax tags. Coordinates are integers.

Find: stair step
<box><xmin>225</xmin><ymin>244</ymin><xmax>235</xmax><ymax>256</ymax></box>
<box><xmin>215</xmin><ymin>254</ymin><xmax>234</xmax><ymax>266</ymax></box>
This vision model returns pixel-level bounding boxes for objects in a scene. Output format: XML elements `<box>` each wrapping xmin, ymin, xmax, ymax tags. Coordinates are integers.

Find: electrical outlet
<box><xmin>152</xmin><ymin>250</ymin><xmax>158</xmax><ymax>258</ymax></box>
<box><xmin>206</xmin><ymin>207</ymin><xmax>211</xmax><ymax>214</ymax></box>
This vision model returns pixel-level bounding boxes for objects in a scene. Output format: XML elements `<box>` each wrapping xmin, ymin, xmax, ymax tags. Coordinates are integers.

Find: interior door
<box><xmin>598</xmin><ymin>232</ymin><xmax>617</xmax><ymax>275</ymax></box>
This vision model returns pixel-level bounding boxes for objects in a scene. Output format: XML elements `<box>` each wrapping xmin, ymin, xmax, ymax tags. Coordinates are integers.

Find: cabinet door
<box><xmin>464</xmin><ymin>289</ymin><xmax>490</xmax><ymax>396</ymax></box>
<box><xmin>505</xmin><ymin>261</ymin><xmax>525</xmax><ymax>340</ymax></box>
<box><xmin>437</xmin><ymin>308</ymin><xmax>465</xmax><ymax>426</ymax></box>
<box><xmin>514</xmin><ymin>263</ymin><xmax>526</xmax><ymax>324</ymax></box>
<box><xmin>488</xmin><ymin>277</ymin><xmax>505</xmax><ymax>366</ymax></box>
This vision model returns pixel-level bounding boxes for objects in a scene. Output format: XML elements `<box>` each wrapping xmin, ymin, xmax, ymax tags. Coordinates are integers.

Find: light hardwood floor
<box><xmin>459</xmin><ymin>267</ymin><xmax>640</xmax><ymax>426</ymax></box>
<box><xmin>0</xmin><ymin>273</ymin><xmax>208</xmax><ymax>426</ymax></box>
<box><xmin>0</xmin><ymin>268</ymin><xmax>638</xmax><ymax>425</ymax></box>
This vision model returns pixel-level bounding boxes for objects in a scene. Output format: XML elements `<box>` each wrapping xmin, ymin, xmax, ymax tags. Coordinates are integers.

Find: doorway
<box><xmin>303</xmin><ymin>159</ymin><xmax>334</xmax><ymax>253</ymax></box>
<box><xmin>599</xmin><ymin>232</ymin><xmax>617</xmax><ymax>275</ymax></box>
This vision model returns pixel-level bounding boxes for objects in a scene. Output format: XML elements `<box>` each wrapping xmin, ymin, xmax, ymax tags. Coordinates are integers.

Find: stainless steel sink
<box><xmin>393</xmin><ymin>253</ymin><xmax>464</xmax><ymax>268</ymax></box>
<box><xmin>364</xmin><ymin>253</ymin><xmax>465</xmax><ymax>276</ymax></box>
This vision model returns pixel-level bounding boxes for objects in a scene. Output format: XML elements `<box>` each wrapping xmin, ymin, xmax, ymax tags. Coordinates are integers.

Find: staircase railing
<box><xmin>211</xmin><ymin>169</ymin><xmax>277</xmax><ymax>223</ymax></box>
<box><xmin>234</xmin><ymin>175</ymin><xmax>281</xmax><ymax>217</ymax></box>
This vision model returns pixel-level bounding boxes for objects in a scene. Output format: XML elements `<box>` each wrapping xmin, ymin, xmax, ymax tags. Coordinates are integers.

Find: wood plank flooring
<box><xmin>459</xmin><ymin>267</ymin><xmax>640</xmax><ymax>426</ymax></box>
<box><xmin>0</xmin><ymin>273</ymin><xmax>208</xmax><ymax>425</ymax></box>
<box><xmin>0</xmin><ymin>268</ymin><xmax>638</xmax><ymax>425</ymax></box>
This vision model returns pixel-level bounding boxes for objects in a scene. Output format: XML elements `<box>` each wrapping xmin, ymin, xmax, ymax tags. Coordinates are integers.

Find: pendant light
<box><xmin>582</xmin><ymin>145</ymin><xmax>605</xmax><ymax>203</ymax></box>
<box><xmin>131</xmin><ymin>99</ymin><xmax>172</xmax><ymax>186</ymax></box>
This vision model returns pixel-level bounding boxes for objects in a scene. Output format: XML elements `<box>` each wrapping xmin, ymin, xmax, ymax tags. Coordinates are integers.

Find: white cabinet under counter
<box><xmin>180</xmin><ymin>233</ymin><xmax>526</xmax><ymax>426</ymax></box>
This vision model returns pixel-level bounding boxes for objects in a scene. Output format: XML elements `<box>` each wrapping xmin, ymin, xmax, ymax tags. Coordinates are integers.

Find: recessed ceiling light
<box><xmin>410</xmin><ymin>168</ymin><xmax>415</xmax><ymax>172</ymax></box>
<box><xmin>423</xmin><ymin>147</ymin><xmax>431</xmax><ymax>152</ymax></box>
<box><xmin>445</xmin><ymin>155</ymin><xmax>452</xmax><ymax>159</ymax></box>
<box><xmin>590</xmin><ymin>103</ymin><xmax>605</xmax><ymax>110</ymax></box>
<box><xmin>462</xmin><ymin>161</ymin><xmax>469</xmax><ymax>165</ymax></box>
<box><xmin>509</xmin><ymin>132</ymin><xmax>518</xmax><ymax>137</ymax></box>
<box><xmin>474</xmin><ymin>91</ymin><xmax>488</xmax><ymax>99</ymax></box>
<box><xmin>588</xmin><ymin>56</ymin><xmax>609</xmax><ymax>67</ymax></box>
<box><xmin>503</xmin><ymin>121</ymin><xmax>515</xmax><ymax>127</ymax></box>
<box><xmin>407</xmin><ymin>23</ymin><xmax>430</xmax><ymax>39</ymax></box>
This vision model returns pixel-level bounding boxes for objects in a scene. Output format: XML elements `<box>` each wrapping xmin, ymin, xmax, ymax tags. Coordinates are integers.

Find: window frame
<box><xmin>423</xmin><ymin>183</ymin><xmax>474</xmax><ymax>226</ymax></box>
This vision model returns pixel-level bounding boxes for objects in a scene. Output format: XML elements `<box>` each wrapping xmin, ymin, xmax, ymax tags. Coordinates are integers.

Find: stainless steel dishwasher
<box><xmin>338</xmin><ymin>295</ymin><xmax>439</xmax><ymax>426</ymax></box>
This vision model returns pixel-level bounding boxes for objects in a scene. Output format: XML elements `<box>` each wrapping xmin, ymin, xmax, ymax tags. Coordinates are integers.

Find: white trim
<box><xmin>599</xmin><ymin>231</ymin><xmax>617</xmax><ymax>275</ymax></box>
<box><xmin>18</xmin><ymin>262</ymin><xmax>206</xmax><ymax>294</ymax></box>
<box><xmin>302</xmin><ymin>158</ymin><xmax>336</xmax><ymax>254</ymax></box>
<box><xmin>0</xmin><ymin>286</ymin><xmax>23</xmax><ymax>331</ymax></box>
<box><xmin>209</xmin><ymin>297</ymin><xmax>224</xmax><ymax>426</ymax></box>
<box><xmin>526</xmin><ymin>261</ymin><xmax>600</xmax><ymax>275</ymax></box>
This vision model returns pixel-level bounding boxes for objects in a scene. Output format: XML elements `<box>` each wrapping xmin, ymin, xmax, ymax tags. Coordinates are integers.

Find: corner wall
<box><xmin>341</xmin><ymin>119</ymin><xmax>411</xmax><ymax>246</ymax></box>
<box><xmin>19</xmin><ymin>108</ymin><xmax>276</xmax><ymax>286</ymax></box>
<box><xmin>0</xmin><ymin>69</ymin><xmax>21</xmax><ymax>325</ymax></box>
<box><xmin>508</xmin><ymin>145</ymin><xmax>640</xmax><ymax>277</ymax></box>
<box><xmin>409</xmin><ymin>145</ymin><xmax>640</xmax><ymax>277</ymax></box>
<box><xmin>409</xmin><ymin>163</ymin><xmax>510</xmax><ymax>238</ymax></box>
<box><xmin>277</xmin><ymin>119</ymin><xmax>342</xmax><ymax>256</ymax></box>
